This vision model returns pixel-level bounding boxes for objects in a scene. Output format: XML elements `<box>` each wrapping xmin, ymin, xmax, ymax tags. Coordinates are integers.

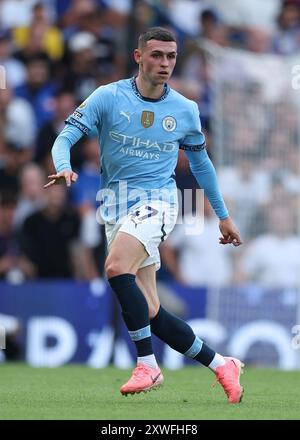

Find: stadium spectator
<box><xmin>178</xmin><ymin>48</ymin><xmax>212</xmax><ymax>130</ymax></box>
<box><xmin>245</xmin><ymin>28</ymin><xmax>272</xmax><ymax>53</ymax></box>
<box><xmin>218</xmin><ymin>157</ymin><xmax>271</xmax><ymax>238</ymax></box>
<box><xmin>0</xmin><ymin>30</ymin><xmax>27</xmax><ymax>89</ymax></box>
<box><xmin>35</xmin><ymin>89</ymin><xmax>84</xmax><ymax>171</ymax></box>
<box><xmin>57</xmin><ymin>0</ymin><xmax>98</xmax><ymax>39</ymax></box>
<box><xmin>240</xmin><ymin>204</ymin><xmax>300</xmax><ymax>288</ymax></box>
<box><xmin>71</xmin><ymin>7</ymin><xmax>116</xmax><ymax>64</ymax></box>
<box><xmin>0</xmin><ymin>192</ymin><xmax>18</xmax><ymax>280</ymax></box>
<box><xmin>272</xmin><ymin>0</ymin><xmax>300</xmax><ymax>55</ymax></box>
<box><xmin>18</xmin><ymin>184</ymin><xmax>80</xmax><ymax>279</ymax></box>
<box><xmin>13</xmin><ymin>163</ymin><xmax>46</xmax><ymax>230</ymax></box>
<box><xmin>0</xmin><ymin>0</ymin><xmax>37</xmax><ymax>29</ymax></box>
<box><xmin>63</xmin><ymin>31</ymin><xmax>99</xmax><ymax>101</ymax></box>
<box><xmin>46</xmin><ymin>26</ymin><xmax>244</xmax><ymax>403</ymax></box>
<box><xmin>14</xmin><ymin>55</ymin><xmax>56</xmax><ymax>130</ymax></box>
<box><xmin>13</xmin><ymin>2</ymin><xmax>64</xmax><ymax>61</ymax></box>
<box><xmin>0</xmin><ymin>87</ymin><xmax>36</xmax><ymax>150</ymax></box>
<box><xmin>71</xmin><ymin>134</ymin><xmax>106</xmax><ymax>279</ymax></box>
<box><xmin>0</xmin><ymin>141</ymin><xmax>32</xmax><ymax>195</ymax></box>
<box><xmin>161</xmin><ymin>197</ymin><xmax>234</xmax><ymax>287</ymax></box>
<box><xmin>200</xmin><ymin>9</ymin><xmax>221</xmax><ymax>38</ymax></box>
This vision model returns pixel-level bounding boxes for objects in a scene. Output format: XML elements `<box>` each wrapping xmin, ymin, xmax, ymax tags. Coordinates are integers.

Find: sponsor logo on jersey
<box><xmin>141</xmin><ymin>111</ymin><xmax>154</xmax><ymax>128</ymax></box>
<box><xmin>109</xmin><ymin>131</ymin><xmax>176</xmax><ymax>152</ymax></box>
<box><xmin>162</xmin><ymin>116</ymin><xmax>176</xmax><ymax>132</ymax></box>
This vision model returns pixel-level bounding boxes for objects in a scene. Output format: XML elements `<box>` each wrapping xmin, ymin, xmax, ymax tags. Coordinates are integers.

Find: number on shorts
<box><xmin>130</xmin><ymin>205</ymin><xmax>158</xmax><ymax>227</ymax></box>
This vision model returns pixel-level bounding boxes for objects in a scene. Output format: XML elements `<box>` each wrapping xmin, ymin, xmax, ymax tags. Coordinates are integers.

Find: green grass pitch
<box><xmin>1</xmin><ymin>364</ymin><xmax>300</xmax><ymax>420</ymax></box>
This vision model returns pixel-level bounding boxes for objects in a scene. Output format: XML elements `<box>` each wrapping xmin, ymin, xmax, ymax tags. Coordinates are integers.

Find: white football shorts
<box><xmin>105</xmin><ymin>201</ymin><xmax>178</xmax><ymax>270</ymax></box>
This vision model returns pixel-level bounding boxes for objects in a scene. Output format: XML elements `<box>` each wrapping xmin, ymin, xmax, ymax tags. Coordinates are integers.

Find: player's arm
<box><xmin>45</xmin><ymin>86</ymin><xmax>106</xmax><ymax>188</ymax></box>
<box><xmin>44</xmin><ymin>124</ymin><xmax>82</xmax><ymax>188</ymax></box>
<box><xmin>185</xmin><ymin>148</ymin><xmax>243</xmax><ymax>247</ymax></box>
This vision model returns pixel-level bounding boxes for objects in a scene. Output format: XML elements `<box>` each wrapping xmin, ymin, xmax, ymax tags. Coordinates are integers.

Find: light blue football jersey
<box><xmin>65</xmin><ymin>77</ymin><xmax>206</xmax><ymax>222</ymax></box>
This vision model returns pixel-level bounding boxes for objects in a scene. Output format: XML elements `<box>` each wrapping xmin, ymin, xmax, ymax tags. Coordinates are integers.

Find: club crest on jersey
<box><xmin>141</xmin><ymin>111</ymin><xmax>154</xmax><ymax>128</ymax></box>
<box><xmin>162</xmin><ymin>116</ymin><xmax>176</xmax><ymax>132</ymax></box>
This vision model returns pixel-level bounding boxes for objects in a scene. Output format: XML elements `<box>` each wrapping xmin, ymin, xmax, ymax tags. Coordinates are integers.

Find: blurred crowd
<box><xmin>1</xmin><ymin>0</ymin><xmax>300</xmax><ymax>289</ymax></box>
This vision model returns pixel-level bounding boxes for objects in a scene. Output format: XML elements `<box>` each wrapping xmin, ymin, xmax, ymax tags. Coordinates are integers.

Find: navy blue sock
<box><xmin>150</xmin><ymin>306</ymin><xmax>215</xmax><ymax>366</ymax></box>
<box><xmin>108</xmin><ymin>273</ymin><xmax>153</xmax><ymax>357</ymax></box>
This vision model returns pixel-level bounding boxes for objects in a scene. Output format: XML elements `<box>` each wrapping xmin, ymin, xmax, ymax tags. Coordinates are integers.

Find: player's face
<box><xmin>135</xmin><ymin>40</ymin><xmax>177</xmax><ymax>85</ymax></box>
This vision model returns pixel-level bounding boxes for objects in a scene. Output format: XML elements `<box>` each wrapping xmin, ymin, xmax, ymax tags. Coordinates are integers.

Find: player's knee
<box><xmin>105</xmin><ymin>258</ymin><xmax>126</xmax><ymax>278</ymax></box>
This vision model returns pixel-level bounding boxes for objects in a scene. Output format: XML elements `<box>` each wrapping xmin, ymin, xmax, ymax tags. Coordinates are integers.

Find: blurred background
<box><xmin>0</xmin><ymin>0</ymin><xmax>300</xmax><ymax>370</ymax></box>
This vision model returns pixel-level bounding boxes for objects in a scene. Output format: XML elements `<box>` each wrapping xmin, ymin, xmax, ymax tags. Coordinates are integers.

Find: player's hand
<box><xmin>219</xmin><ymin>216</ymin><xmax>243</xmax><ymax>247</ymax></box>
<box><xmin>44</xmin><ymin>170</ymin><xmax>78</xmax><ymax>188</ymax></box>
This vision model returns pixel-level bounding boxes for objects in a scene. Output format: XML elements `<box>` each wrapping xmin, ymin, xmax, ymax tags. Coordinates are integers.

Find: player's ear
<box><xmin>133</xmin><ymin>48</ymin><xmax>142</xmax><ymax>64</ymax></box>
